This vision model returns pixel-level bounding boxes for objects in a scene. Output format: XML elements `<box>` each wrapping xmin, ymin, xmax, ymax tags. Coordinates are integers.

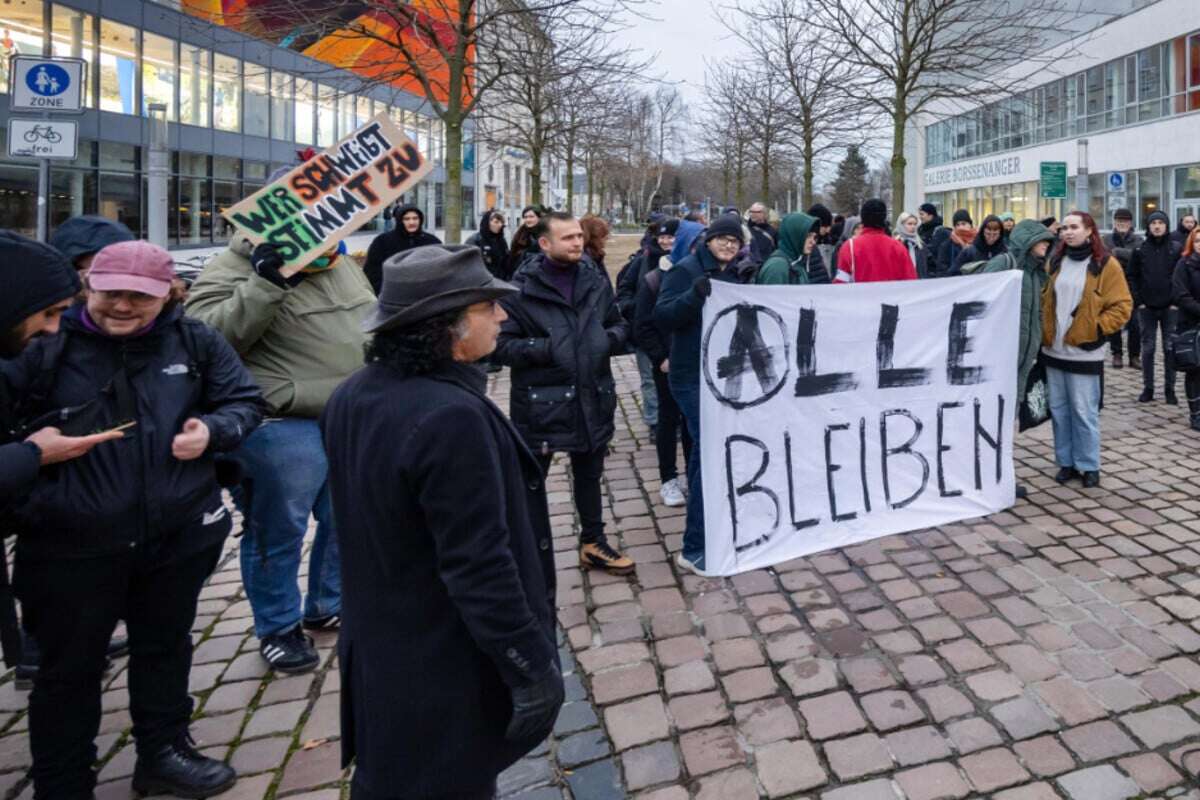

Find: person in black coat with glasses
<box><xmin>321</xmin><ymin>245</ymin><xmax>561</xmax><ymax>800</ymax></box>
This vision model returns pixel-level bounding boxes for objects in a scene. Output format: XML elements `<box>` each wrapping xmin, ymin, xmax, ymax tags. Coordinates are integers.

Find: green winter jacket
<box><xmin>978</xmin><ymin>219</ymin><xmax>1056</xmax><ymax>401</ymax></box>
<box><xmin>185</xmin><ymin>233</ymin><xmax>375</xmax><ymax>418</ymax></box>
<box><xmin>756</xmin><ymin>213</ymin><xmax>817</xmax><ymax>285</ymax></box>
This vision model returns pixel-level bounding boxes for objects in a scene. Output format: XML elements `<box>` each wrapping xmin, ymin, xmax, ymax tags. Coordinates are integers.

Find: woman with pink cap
<box><xmin>1</xmin><ymin>239</ymin><xmax>263</xmax><ymax>799</ymax></box>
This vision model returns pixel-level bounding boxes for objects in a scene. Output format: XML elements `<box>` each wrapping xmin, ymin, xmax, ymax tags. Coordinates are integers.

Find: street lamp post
<box><xmin>146</xmin><ymin>103</ymin><xmax>169</xmax><ymax>249</ymax></box>
<box><xmin>1075</xmin><ymin>138</ymin><xmax>1089</xmax><ymax>215</ymax></box>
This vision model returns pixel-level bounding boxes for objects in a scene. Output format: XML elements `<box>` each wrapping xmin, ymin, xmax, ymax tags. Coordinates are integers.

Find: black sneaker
<box><xmin>132</xmin><ymin>734</ymin><xmax>236</xmax><ymax>799</ymax></box>
<box><xmin>301</xmin><ymin>613</ymin><xmax>341</xmax><ymax>632</ymax></box>
<box><xmin>259</xmin><ymin>626</ymin><xmax>319</xmax><ymax>674</ymax></box>
<box><xmin>1054</xmin><ymin>467</ymin><xmax>1080</xmax><ymax>484</ymax></box>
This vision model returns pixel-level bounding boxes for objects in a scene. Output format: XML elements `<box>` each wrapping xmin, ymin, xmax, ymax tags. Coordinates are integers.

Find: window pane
<box><xmin>99</xmin><ymin>19</ymin><xmax>137</xmax><ymax>115</ymax></box>
<box><xmin>213</xmin><ymin>155</ymin><xmax>238</xmax><ymax>180</ymax></box>
<box><xmin>338</xmin><ymin>93</ymin><xmax>353</xmax><ymax>138</ymax></box>
<box><xmin>317</xmin><ymin>83</ymin><xmax>335</xmax><ymax>145</ymax></box>
<box><xmin>49</xmin><ymin>168</ymin><xmax>96</xmax><ymax>228</ymax></box>
<box><xmin>51</xmin><ymin>5</ymin><xmax>94</xmax><ymax>107</ymax></box>
<box><xmin>356</xmin><ymin>95</ymin><xmax>370</xmax><ymax>128</ymax></box>
<box><xmin>213</xmin><ymin>180</ymin><xmax>237</xmax><ymax>239</ymax></box>
<box><xmin>1139</xmin><ymin>167</ymin><xmax>1162</xmax><ymax>228</ymax></box>
<box><xmin>243</xmin><ymin>63</ymin><xmax>268</xmax><ymax>137</ymax></box>
<box><xmin>295</xmin><ymin>78</ymin><xmax>314</xmax><ymax>144</ymax></box>
<box><xmin>213</xmin><ymin>54</ymin><xmax>240</xmax><ymax>132</ymax></box>
<box><xmin>270</xmin><ymin>71</ymin><xmax>292</xmax><ymax>140</ymax></box>
<box><xmin>179</xmin><ymin>174</ymin><xmax>210</xmax><ymax>244</ymax></box>
<box><xmin>180</xmin><ymin>44</ymin><xmax>210</xmax><ymax>127</ymax></box>
<box><xmin>1138</xmin><ymin>46</ymin><xmax>1162</xmax><ymax>121</ymax></box>
<box><xmin>0</xmin><ymin>163</ymin><xmax>39</xmax><ymax>236</ymax></box>
<box><xmin>99</xmin><ymin>141</ymin><xmax>136</xmax><ymax>171</ymax></box>
<box><xmin>178</xmin><ymin>151</ymin><xmax>206</xmax><ymax>176</ymax></box>
<box><xmin>99</xmin><ymin>172</ymin><xmax>141</xmax><ymax>234</ymax></box>
<box><xmin>0</xmin><ymin>0</ymin><xmax>46</xmax><ymax>92</ymax></box>
<box><xmin>142</xmin><ymin>32</ymin><xmax>176</xmax><ymax>120</ymax></box>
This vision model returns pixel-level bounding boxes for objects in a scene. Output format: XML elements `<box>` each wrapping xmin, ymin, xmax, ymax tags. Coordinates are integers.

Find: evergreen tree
<box><xmin>830</xmin><ymin>145</ymin><xmax>870</xmax><ymax>216</ymax></box>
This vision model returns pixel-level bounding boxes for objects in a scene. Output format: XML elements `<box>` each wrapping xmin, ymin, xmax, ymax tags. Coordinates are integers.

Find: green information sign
<box><xmin>1040</xmin><ymin>161</ymin><xmax>1068</xmax><ymax>199</ymax></box>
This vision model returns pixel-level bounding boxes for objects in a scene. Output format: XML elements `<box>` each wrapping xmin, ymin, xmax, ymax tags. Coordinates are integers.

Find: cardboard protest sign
<box><xmin>222</xmin><ymin>113</ymin><xmax>432</xmax><ymax>269</ymax></box>
<box><xmin>700</xmin><ymin>272</ymin><xmax>1022</xmax><ymax>576</ymax></box>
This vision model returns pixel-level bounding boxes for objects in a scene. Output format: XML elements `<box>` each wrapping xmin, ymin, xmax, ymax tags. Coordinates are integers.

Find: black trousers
<box><xmin>14</xmin><ymin>514</ymin><xmax>228</xmax><ymax>799</ymax></box>
<box><xmin>1108</xmin><ymin>310</ymin><xmax>1141</xmax><ymax>358</ymax></box>
<box><xmin>1140</xmin><ymin>307</ymin><xmax>1178</xmax><ymax>394</ymax></box>
<box><xmin>535</xmin><ymin>447</ymin><xmax>606</xmax><ymax>545</ymax></box>
<box><xmin>653</xmin><ymin>368</ymin><xmax>693</xmax><ymax>483</ymax></box>
<box><xmin>352</xmin><ymin>775</ymin><xmax>495</xmax><ymax>800</ymax></box>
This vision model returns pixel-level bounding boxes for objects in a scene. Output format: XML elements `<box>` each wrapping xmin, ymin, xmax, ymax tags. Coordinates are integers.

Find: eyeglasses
<box><xmin>711</xmin><ymin>235</ymin><xmax>741</xmax><ymax>247</ymax></box>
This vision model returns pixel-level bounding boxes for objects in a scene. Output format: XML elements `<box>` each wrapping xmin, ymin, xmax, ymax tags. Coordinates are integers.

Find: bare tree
<box><xmin>810</xmin><ymin>0</ymin><xmax>1078</xmax><ymax>211</ymax></box>
<box><xmin>702</xmin><ymin>62</ymin><xmax>755</xmax><ymax>211</ymax></box>
<box><xmin>474</xmin><ymin>2</ymin><xmax>650</xmax><ymax>208</ymax></box>
<box><xmin>211</xmin><ymin>0</ymin><xmax>643</xmax><ymax>241</ymax></box>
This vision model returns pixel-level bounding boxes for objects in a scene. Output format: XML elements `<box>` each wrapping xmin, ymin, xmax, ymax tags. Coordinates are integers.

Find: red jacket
<box><xmin>834</xmin><ymin>228</ymin><xmax>918</xmax><ymax>283</ymax></box>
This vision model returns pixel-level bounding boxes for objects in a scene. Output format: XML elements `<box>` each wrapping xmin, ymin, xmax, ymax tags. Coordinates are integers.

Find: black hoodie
<box><xmin>363</xmin><ymin>204</ymin><xmax>443</xmax><ymax>295</ymax></box>
<box><xmin>1130</xmin><ymin>214</ymin><xmax>1181</xmax><ymax>309</ymax></box>
<box><xmin>466</xmin><ymin>211</ymin><xmax>512</xmax><ymax>280</ymax></box>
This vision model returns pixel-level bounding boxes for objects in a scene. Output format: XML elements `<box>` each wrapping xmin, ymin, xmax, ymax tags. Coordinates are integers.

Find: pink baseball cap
<box><xmin>87</xmin><ymin>241</ymin><xmax>174</xmax><ymax>298</ymax></box>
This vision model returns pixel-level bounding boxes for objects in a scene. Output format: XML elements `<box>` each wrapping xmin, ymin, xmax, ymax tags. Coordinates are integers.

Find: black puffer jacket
<box><xmin>1</xmin><ymin>304</ymin><xmax>263</xmax><ymax>557</ymax></box>
<box><xmin>363</xmin><ymin>204</ymin><xmax>442</xmax><ymax>294</ymax></box>
<box><xmin>1173</xmin><ymin>253</ymin><xmax>1200</xmax><ymax>327</ymax></box>
<box><xmin>494</xmin><ymin>259</ymin><xmax>629</xmax><ymax>454</ymax></box>
<box><xmin>466</xmin><ymin>212</ymin><xmax>513</xmax><ymax>280</ymax></box>
<box><xmin>1130</xmin><ymin>234</ymin><xmax>1180</xmax><ymax>309</ymax></box>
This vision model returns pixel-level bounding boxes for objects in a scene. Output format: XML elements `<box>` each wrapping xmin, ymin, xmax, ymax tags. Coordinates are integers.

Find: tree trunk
<box><xmin>443</xmin><ymin>116</ymin><xmax>464</xmax><ymax>243</ymax></box>
<box><xmin>735</xmin><ymin>148</ymin><xmax>745</xmax><ymax>212</ymax></box>
<box><xmin>891</xmin><ymin>104</ymin><xmax>908</xmax><ymax>216</ymax></box>
<box><xmin>586</xmin><ymin>154</ymin><xmax>595</xmax><ymax>214</ymax></box>
<box><xmin>722</xmin><ymin>161</ymin><xmax>730</xmax><ymax>209</ymax></box>
<box><xmin>565</xmin><ymin>131</ymin><xmax>576</xmax><ymax>216</ymax></box>
<box><xmin>802</xmin><ymin>137</ymin><xmax>815</xmax><ymax>210</ymax></box>
<box><xmin>530</xmin><ymin>143</ymin><xmax>543</xmax><ymax>205</ymax></box>
<box><xmin>761</xmin><ymin>147</ymin><xmax>771</xmax><ymax>203</ymax></box>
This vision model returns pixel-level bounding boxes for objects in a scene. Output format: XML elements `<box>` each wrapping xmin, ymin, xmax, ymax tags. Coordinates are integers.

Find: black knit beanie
<box><xmin>704</xmin><ymin>215</ymin><xmax>746</xmax><ymax>245</ymax></box>
<box><xmin>860</xmin><ymin>199</ymin><xmax>888</xmax><ymax>230</ymax></box>
<box><xmin>919</xmin><ymin>203</ymin><xmax>938</xmax><ymax>216</ymax></box>
<box><xmin>953</xmin><ymin>209</ymin><xmax>974</xmax><ymax>226</ymax></box>
<box><xmin>0</xmin><ymin>230</ymin><xmax>81</xmax><ymax>332</ymax></box>
<box><xmin>807</xmin><ymin>203</ymin><xmax>833</xmax><ymax>228</ymax></box>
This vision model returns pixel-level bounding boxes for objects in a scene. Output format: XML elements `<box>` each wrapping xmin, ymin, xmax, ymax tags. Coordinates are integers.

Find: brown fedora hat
<box><xmin>361</xmin><ymin>244</ymin><xmax>517</xmax><ymax>334</ymax></box>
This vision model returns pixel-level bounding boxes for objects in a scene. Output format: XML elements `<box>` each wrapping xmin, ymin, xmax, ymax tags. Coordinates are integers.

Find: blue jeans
<box><xmin>231</xmin><ymin>418</ymin><xmax>341</xmax><ymax>638</ymax></box>
<box><xmin>670</xmin><ymin>378</ymin><xmax>705</xmax><ymax>563</ymax></box>
<box><xmin>636</xmin><ymin>350</ymin><xmax>659</xmax><ymax>426</ymax></box>
<box><xmin>1046</xmin><ymin>366</ymin><xmax>1102</xmax><ymax>472</ymax></box>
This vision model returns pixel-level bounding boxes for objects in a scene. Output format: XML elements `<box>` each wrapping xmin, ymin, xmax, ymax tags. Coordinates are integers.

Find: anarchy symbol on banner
<box><xmin>701</xmin><ymin>303</ymin><xmax>791</xmax><ymax>410</ymax></box>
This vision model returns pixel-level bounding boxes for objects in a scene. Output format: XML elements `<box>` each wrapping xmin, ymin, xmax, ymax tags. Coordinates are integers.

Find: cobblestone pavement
<box><xmin>3</xmin><ymin>345</ymin><xmax>1200</xmax><ymax>799</ymax></box>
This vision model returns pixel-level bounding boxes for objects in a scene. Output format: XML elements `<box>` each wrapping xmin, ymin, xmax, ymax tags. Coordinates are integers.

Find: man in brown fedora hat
<box><xmin>320</xmin><ymin>244</ymin><xmax>562</xmax><ymax>800</ymax></box>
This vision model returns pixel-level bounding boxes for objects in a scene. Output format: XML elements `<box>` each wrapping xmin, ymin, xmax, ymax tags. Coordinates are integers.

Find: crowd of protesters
<box><xmin>0</xmin><ymin>151</ymin><xmax>1197</xmax><ymax>798</ymax></box>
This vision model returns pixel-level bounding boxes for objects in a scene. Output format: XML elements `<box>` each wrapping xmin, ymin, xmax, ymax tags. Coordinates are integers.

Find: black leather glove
<box><xmin>250</xmin><ymin>243</ymin><xmax>305</xmax><ymax>289</ymax></box>
<box><xmin>505</xmin><ymin>662</ymin><xmax>564</xmax><ymax>742</ymax></box>
<box><xmin>693</xmin><ymin>276</ymin><xmax>712</xmax><ymax>298</ymax></box>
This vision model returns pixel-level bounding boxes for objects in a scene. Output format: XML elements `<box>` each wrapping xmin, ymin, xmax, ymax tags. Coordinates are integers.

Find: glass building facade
<box><xmin>0</xmin><ymin>0</ymin><xmax>474</xmax><ymax>244</ymax></box>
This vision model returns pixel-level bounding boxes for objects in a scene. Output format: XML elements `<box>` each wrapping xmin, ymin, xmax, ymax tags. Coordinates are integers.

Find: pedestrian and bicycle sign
<box><xmin>7</xmin><ymin>119</ymin><xmax>77</xmax><ymax>160</ymax></box>
<box><xmin>8</xmin><ymin>56</ymin><xmax>84</xmax><ymax>112</ymax></box>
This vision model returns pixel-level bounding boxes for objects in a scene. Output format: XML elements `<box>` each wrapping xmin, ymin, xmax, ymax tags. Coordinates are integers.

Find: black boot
<box><xmin>133</xmin><ymin>735</ymin><xmax>236</xmax><ymax>799</ymax></box>
<box><xmin>1166</xmin><ymin>389</ymin><xmax>1179</xmax><ymax>405</ymax></box>
<box><xmin>1188</xmin><ymin>396</ymin><xmax>1200</xmax><ymax>431</ymax></box>
<box><xmin>1138</xmin><ymin>388</ymin><xmax>1153</xmax><ymax>403</ymax></box>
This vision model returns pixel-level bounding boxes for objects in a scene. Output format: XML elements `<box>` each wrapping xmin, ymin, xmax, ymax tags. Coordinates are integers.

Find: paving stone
<box><xmin>1013</xmin><ymin>735</ymin><xmax>1076</xmax><ymax>777</ymax></box>
<box><xmin>593</xmin><ymin>662</ymin><xmax>660</xmax><ymax>704</ymax></box>
<box><xmin>916</xmin><ymin>685</ymin><xmax>974</xmax><ymax>722</ymax></box>
<box><xmin>756</xmin><ymin>739</ymin><xmax>828</xmax><ymax>796</ymax></box>
<box><xmin>693</xmin><ymin>767</ymin><xmax>759</xmax><ymax>800</ymax></box>
<box><xmin>721</xmin><ymin>666</ymin><xmax>777</xmax><ymax>702</ymax></box>
<box><xmin>678</xmin><ymin>725</ymin><xmax>745</xmax><ymax>776</ymax></box>
<box><xmin>897</xmin><ymin>655</ymin><xmax>948</xmax><ymax>686</ymax></box>
<box><xmin>663</xmin><ymin>660</ymin><xmax>715</xmax><ymax>696</ymax></box>
<box><xmin>565</xmin><ymin>758</ymin><xmax>622</xmax><ymax>800</ymax></box>
<box><xmin>821</xmin><ymin>778</ymin><xmax>903</xmax><ymax>800</ymax></box>
<box><xmin>945</xmin><ymin>716</ymin><xmax>1003</xmax><ymax>754</ymax></box>
<box><xmin>960</xmin><ymin>747</ymin><xmax>1030</xmax><ymax>792</ymax></box>
<box><xmin>732</xmin><ymin>697</ymin><xmax>801</xmax><ymax>745</ymax></box>
<box><xmin>229</xmin><ymin>736</ymin><xmax>290</xmax><ymax>775</ymax></box>
<box><xmin>604</xmin><ymin>695</ymin><xmax>670</xmax><ymax>751</ymax></box>
<box><xmin>797</xmin><ymin>691</ymin><xmax>867</xmax><ymax>740</ymax></box>
<box><xmin>779</xmin><ymin>658</ymin><xmax>839</xmax><ymax>696</ymax></box>
<box><xmin>860</xmin><ymin>690</ymin><xmax>926</xmax><ymax>730</ymax></box>
<box><xmin>668</xmin><ymin>691</ymin><xmax>730</xmax><ymax>731</ymax></box>
<box><xmin>1060</xmin><ymin>720</ymin><xmax>1138</xmax><ymax>762</ymax></box>
<box><xmin>990</xmin><ymin>695</ymin><xmax>1060</xmax><ymax>739</ymax></box>
<box><xmin>894</xmin><ymin>761</ymin><xmax>971</xmax><ymax>800</ymax></box>
<box><xmin>243</xmin><ymin>698</ymin><xmax>307</xmax><ymax>738</ymax></box>
<box><xmin>884</xmin><ymin>725</ymin><xmax>952</xmax><ymax>766</ymax></box>
<box><xmin>1120</xmin><ymin>704</ymin><xmax>1200</xmax><ymax>748</ymax></box>
<box><xmin>991</xmin><ymin>783</ymin><xmax>1066</xmax><ymax>800</ymax></box>
<box><xmin>621</xmin><ymin>741</ymin><xmax>680</xmax><ymax>790</ymax></box>
<box><xmin>1055</xmin><ymin>764</ymin><xmax>1140</xmax><ymax>800</ymax></box>
<box><xmin>1116</xmin><ymin>752</ymin><xmax>1183</xmax><ymax>792</ymax></box>
<box><xmin>824</xmin><ymin>732</ymin><xmax>893</xmax><ymax>780</ymax></box>
<box><xmin>558</xmin><ymin>729</ymin><xmax>610</xmax><ymax>767</ymax></box>
<box><xmin>965</xmin><ymin>669</ymin><xmax>1023</xmax><ymax>701</ymax></box>
<box><xmin>1034</xmin><ymin>678</ymin><xmax>1107</xmax><ymax>725</ymax></box>
<box><xmin>553</xmin><ymin>700</ymin><xmax>599</xmax><ymax>735</ymax></box>
<box><xmin>711</xmin><ymin>638</ymin><xmax>766</xmax><ymax>673</ymax></box>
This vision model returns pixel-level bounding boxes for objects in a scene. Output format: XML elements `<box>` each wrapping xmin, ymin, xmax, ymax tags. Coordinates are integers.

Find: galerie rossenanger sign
<box><xmin>699</xmin><ymin>273</ymin><xmax>1021</xmax><ymax>576</ymax></box>
<box><xmin>224</xmin><ymin>113</ymin><xmax>432</xmax><ymax>269</ymax></box>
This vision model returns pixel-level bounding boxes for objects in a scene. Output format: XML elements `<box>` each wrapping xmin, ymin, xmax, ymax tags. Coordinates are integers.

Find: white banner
<box><xmin>700</xmin><ymin>272</ymin><xmax>1022</xmax><ymax>576</ymax></box>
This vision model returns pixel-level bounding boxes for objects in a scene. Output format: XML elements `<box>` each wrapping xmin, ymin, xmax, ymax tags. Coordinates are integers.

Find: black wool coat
<box><xmin>494</xmin><ymin>259</ymin><xmax>629</xmax><ymax>455</ymax></box>
<box><xmin>320</xmin><ymin>361</ymin><xmax>557</xmax><ymax>798</ymax></box>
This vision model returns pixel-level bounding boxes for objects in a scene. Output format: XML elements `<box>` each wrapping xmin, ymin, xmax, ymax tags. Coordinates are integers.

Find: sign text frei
<box><xmin>223</xmin><ymin>113</ymin><xmax>432</xmax><ymax>268</ymax></box>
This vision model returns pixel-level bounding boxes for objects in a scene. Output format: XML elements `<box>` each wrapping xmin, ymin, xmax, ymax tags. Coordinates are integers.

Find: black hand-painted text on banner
<box><xmin>699</xmin><ymin>273</ymin><xmax>1022</xmax><ymax>576</ymax></box>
